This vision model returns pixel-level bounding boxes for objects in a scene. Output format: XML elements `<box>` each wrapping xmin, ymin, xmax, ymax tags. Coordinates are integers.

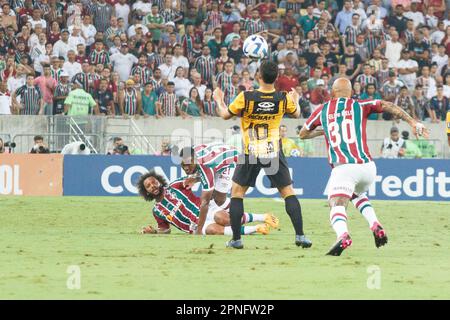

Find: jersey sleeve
<box><xmin>227</xmin><ymin>91</ymin><xmax>245</xmax><ymax>116</ymax></box>
<box><xmin>304</xmin><ymin>104</ymin><xmax>323</xmax><ymax>130</ymax></box>
<box><xmin>359</xmin><ymin>99</ymin><xmax>383</xmax><ymax>114</ymax></box>
<box><xmin>152</xmin><ymin>208</ymin><xmax>171</xmax><ymax>231</ymax></box>
<box><xmin>285</xmin><ymin>93</ymin><xmax>298</xmax><ymax>115</ymax></box>
<box><xmin>197</xmin><ymin>164</ymin><xmax>215</xmax><ymax>191</ymax></box>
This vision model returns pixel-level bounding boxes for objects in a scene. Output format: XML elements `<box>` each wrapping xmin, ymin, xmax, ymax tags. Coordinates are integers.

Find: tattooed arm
<box><xmin>381</xmin><ymin>100</ymin><xmax>429</xmax><ymax>138</ymax></box>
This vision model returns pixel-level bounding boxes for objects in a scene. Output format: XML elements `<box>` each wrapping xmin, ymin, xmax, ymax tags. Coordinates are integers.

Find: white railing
<box><xmin>68</xmin><ymin>117</ymin><xmax>99</xmax><ymax>154</ymax></box>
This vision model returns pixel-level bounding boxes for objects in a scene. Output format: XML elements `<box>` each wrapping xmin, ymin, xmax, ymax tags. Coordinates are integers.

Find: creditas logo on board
<box><xmin>367</xmin><ymin>168</ymin><xmax>450</xmax><ymax>198</ymax></box>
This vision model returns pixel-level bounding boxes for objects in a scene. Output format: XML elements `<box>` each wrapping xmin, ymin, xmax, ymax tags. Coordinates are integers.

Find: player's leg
<box><xmin>212</xmin><ymin>168</ymin><xmax>234</xmax><ymax>208</ymax></box>
<box><xmin>265</xmin><ymin>153</ymin><xmax>311</xmax><ymax>247</ymax></box>
<box><xmin>229</xmin><ymin>182</ymin><xmax>250</xmax><ymax>240</ymax></box>
<box><xmin>352</xmin><ymin>162</ymin><xmax>388</xmax><ymax>248</ymax></box>
<box><xmin>226</xmin><ymin>155</ymin><xmax>260</xmax><ymax>248</ymax></box>
<box><xmin>326</xmin><ymin>165</ymin><xmax>355</xmax><ymax>256</ymax></box>
<box><xmin>211</xmin><ymin>210</ymin><xmax>269</xmax><ymax>235</ymax></box>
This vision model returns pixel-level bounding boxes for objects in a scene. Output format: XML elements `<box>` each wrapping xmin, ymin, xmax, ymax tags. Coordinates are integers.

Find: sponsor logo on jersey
<box><xmin>254</xmin><ymin>101</ymin><xmax>279</xmax><ymax>114</ymax></box>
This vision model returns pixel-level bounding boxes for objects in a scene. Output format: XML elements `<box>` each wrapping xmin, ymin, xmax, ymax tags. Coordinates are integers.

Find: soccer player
<box><xmin>213</xmin><ymin>60</ymin><xmax>312</xmax><ymax>249</ymax></box>
<box><xmin>137</xmin><ymin>171</ymin><xmax>275</xmax><ymax>236</ymax></box>
<box><xmin>180</xmin><ymin>143</ymin><xmax>271</xmax><ymax>236</ymax></box>
<box><xmin>300</xmin><ymin>78</ymin><xmax>428</xmax><ymax>256</ymax></box>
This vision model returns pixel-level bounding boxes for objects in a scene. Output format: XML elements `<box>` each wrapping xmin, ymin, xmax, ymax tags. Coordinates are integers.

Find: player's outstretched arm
<box><xmin>213</xmin><ymin>88</ymin><xmax>234</xmax><ymax>120</ymax></box>
<box><xmin>381</xmin><ymin>101</ymin><xmax>429</xmax><ymax>138</ymax></box>
<box><xmin>299</xmin><ymin>127</ymin><xmax>325</xmax><ymax>140</ymax></box>
<box><xmin>286</xmin><ymin>89</ymin><xmax>301</xmax><ymax>118</ymax></box>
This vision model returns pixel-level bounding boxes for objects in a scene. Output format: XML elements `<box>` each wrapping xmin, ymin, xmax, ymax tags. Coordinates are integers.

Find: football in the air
<box><xmin>243</xmin><ymin>35</ymin><xmax>269</xmax><ymax>60</ymax></box>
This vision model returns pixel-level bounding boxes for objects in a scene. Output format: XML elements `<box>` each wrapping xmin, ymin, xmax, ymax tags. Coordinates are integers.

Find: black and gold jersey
<box><xmin>228</xmin><ymin>89</ymin><xmax>297</xmax><ymax>157</ymax></box>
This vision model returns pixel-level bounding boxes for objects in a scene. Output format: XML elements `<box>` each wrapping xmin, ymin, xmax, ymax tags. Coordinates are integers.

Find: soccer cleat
<box><xmin>226</xmin><ymin>239</ymin><xmax>244</xmax><ymax>249</ymax></box>
<box><xmin>256</xmin><ymin>224</ymin><xmax>270</xmax><ymax>235</ymax></box>
<box><xmin>295</xmin><ymin>235</ymin><xmax>313</xmax><ymax>248</ymax></box>
<box><xmin>326</xmin><ymin>233</ymin><xmax>352</xmax><ymax>256</ymax></box>
<box><xmin>264</xmin><ymin>214</ymin><xmax>280</xmax><ymax>229</ymax></box>
<box><xmin>371</xmin><ymin>222</ymin><xmax>388</xmax><ymax>248</ymax></box>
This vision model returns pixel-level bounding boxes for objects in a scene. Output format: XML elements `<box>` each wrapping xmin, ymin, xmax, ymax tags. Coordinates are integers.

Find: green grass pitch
<box><xmin>0</xmin><ymin>196</ymin><xmax>449</xmax><ymax>299</ymax></box>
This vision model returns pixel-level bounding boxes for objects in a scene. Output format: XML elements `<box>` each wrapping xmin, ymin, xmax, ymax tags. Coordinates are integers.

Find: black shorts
<box><xmin>232</xmin><ymin>152</ymin><xmax>292</xmax><ymax>188</ymax></box>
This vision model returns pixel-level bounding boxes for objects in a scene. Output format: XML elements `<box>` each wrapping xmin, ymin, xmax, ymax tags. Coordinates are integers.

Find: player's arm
<box><xmin>285</xmin><ymin>89</ymin><xmax>301</xmax><ymax>118</ymax></box>
<box><xmin>299</xmin><ymin>105</ymin><xmax>324</xmax><ymax>139</ymax></box>
<box><xmin>196</xmin><ymin>190</ymin><xmax>213</xmax><ymax>235</ymax></box>
<box><xmin>213</xmin><ymin>88</ymin><xmax>242</xmax><ymax>120</ymax></box>
<box><xmin>299</xmin><ymin>127</ymin><xmax>325</xmax><ymax>139</ymax></box>
<box><xmin>381</xmin><ymin>100</ymin><xmax>429</xmax><ymax>138</ymax></box>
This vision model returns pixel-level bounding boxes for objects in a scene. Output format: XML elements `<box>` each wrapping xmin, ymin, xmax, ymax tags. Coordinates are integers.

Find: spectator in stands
<box><xmin>0</xmin><ymin>82</ymin><xmax>11</xmax><ymax>115</ymax></box>
<box><xmin>310</xmin><ymin>79</ymin><xmax>330</xmax><ymax>112</ymax></box>
<box><xmin>412</xmin><ymin>84</ymin><xmax>431</xmax><ymax>121</ymax></box>
<box><xmin>294</xmin><ymin>125</ymin><xmax>314</xmax><ymax>157</ymax></box>
<box><xmin>30</xmin><ymin>135</ymin><xmax>49</xmax><ymax>154</ymax></box>
<box><xmin>156</xmin><ymin>81</ymin><xmax>185</xmax><ymax>118</ymax></box>
<box><xmin>381</xmin><ymin>127</ymin><xmax>406</xmax><ymax>159</ymax></box>
<box><xmin>12</xmin><ymin>74</ymin><xmax>44</xmax><ymax>115</ymax></box>
<box><xmin>33</xmin><ymin>64</ymin><xmax>57</xmax><ymax>115</ymax></box>
<box><xmin>181</xmin><ymin>87</ymin><xmax>204</xmax><ymax>118</ymax></box>
<box><xmin>94</xmin><ymin>78</ymin><xmax>115</xmax><ymax>116</ymax></box>
<box><xmin>141</xmin><ymin>82</ymin><xmax>158</xmax><ymax>117</ymax></box>
<box><xmin>397</xmin><ymin>49</ymin><xmax>419</xmax><ymax>91</ymax></box>
<box><xmin>64</xmin><ymin>81</ymin><xmax>99</xmax><ymax>116</ymax></box>
<box><xmin>202</xmin><ymin>88</ymin><xmax>217</xmax><ymax>117</ymax></box>
<box><xmin>118</xmin><ymin>79</ymin><xmax>142</xmax><ymax>117</ymax></box>
<box><xmin>430</xmin><ymin>85</ymin><xmax>450</xmax><ymax>122</ymax></box>
<box><xmin>53</xmin><ymin>71</ymin><xmax>71</xmax><ymax>115</ymax></box>
<box><xmin>360</xmin><ymin>83</ymin><xmax>382</xmax><ymax>120</ymax></box>
<box><xmin>280</xmin><ymin>124</ymin><xmax>300</xmax><ymax>158</ymax></box>
<box><xmin>395</xmin><ymin>86</ymin><xmax>416</xmax><ymax>118</ymax></box>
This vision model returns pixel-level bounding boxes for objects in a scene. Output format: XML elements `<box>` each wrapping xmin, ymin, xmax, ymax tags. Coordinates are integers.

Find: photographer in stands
<box><xmin>61</xmin><ymin>141</ymin><xmax>91</xmax><ymax>155</ymax></box>
<box><xmin>380</xmin><ymin>127</ymin><xmax>406</xmax><ymax>159</ymax></box>
<box><xmin>30</xmin><ymin>135</ymin><xmax>50</xmax><ymax>154</ymax></box>
<box><xmin>107</xmin><ymin>137</ymin><xmax>130</xmax><ymax>155</ymax></box>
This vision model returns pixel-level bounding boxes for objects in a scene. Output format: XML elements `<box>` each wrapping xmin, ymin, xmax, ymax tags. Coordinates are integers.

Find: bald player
<box><xmin>300</xmin><ymin>78</ymin><xmax>428</xmax><ymax>256</ymax></box>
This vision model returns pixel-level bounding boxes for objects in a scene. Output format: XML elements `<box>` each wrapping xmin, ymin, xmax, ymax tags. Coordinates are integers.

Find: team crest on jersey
<box><xmin>254</xmin><ymin>101</ymin><xmax>279</xmax><ymax>114</ymax></box>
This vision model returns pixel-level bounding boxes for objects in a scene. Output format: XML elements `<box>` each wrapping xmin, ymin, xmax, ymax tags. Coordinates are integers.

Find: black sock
<box><xmin>285</xmin><ymin>195</ymin><xmax>304</xmax><ymax>236</ymax></box>
<box><xmin>229</xmin><ymin>198</ymin><xmax>244</xmax><ymax>241</ymax></box>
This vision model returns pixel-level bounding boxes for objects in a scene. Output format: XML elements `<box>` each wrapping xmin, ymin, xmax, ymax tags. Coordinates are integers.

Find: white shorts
<box><xmin>214</xmin><ymin>168</ymin><xmax>234</xmax><ymax>194</ymax></box>
<box><xmin>201</xmin><ymin>199</ymin><xmax>227</xmax><ymax>235</ymax></box>
<box><xmin>325</xmin><ymin>162</ymin><xmax>377</xmax><ymax>199</ymax></box>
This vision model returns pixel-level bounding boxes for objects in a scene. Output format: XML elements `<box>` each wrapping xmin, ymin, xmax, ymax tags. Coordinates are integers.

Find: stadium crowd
<box><xmin>0</xmin><ymin>0</ymin><xmax>449</xmax><ymax>122</ymax></box>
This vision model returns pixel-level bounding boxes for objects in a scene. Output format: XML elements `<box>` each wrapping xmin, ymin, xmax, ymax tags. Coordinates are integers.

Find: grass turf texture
<box><xmin>0</xmin><ymin>197</ymin><xmax>449</xmax><ymax>299</ymax></box>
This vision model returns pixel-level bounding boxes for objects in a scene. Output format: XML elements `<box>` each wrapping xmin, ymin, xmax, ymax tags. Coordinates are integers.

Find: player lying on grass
<box><xmin>300</xmin><ymin>78</ymin><xmax>428</xmax><ymax>256</ymax></box>
<box><xmin>179</xmin><ymin>143</ymin><xmax>239</xmax><ymax>235</ymax></box>
<box><xmin>137</xmin><ymin>171</ymin><xmax>279</xmax><ymax>235</ymax></box>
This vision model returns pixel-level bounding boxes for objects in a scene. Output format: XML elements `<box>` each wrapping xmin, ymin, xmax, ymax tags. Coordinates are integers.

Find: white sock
<box><xmin>224</xmin><ymin>226</ymin><xmax>257</xmax><ymax>235</ymax></box>
<box><xmin>224</xmin><ymin>226</ymin><xmax>233</xmax><ymax>236</ymax></box>
<box><xmin>241</xmin><ymin>213</ymin><xmax>265</xmax><ymax>223</ymax></box>
<box><xmin>242</xmin><ymin>226</ymin><xmax>257</xmax><ymax>234</ymax></box>
<box><xmin>352</xmin><ymin>194</ymin><xmax>379</xmax><ymax>228</ymax></box>
<box><xmin>330</xmin><ymin>206</ymin><xmax>349</xmax><ymax>238</ymax></box>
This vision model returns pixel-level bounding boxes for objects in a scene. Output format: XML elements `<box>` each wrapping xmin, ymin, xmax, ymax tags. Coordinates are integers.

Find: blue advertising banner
<box><xmin>63</xmin><ymin>155</ymin><xmax>450</xmax><ymax>201</ymax></box>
